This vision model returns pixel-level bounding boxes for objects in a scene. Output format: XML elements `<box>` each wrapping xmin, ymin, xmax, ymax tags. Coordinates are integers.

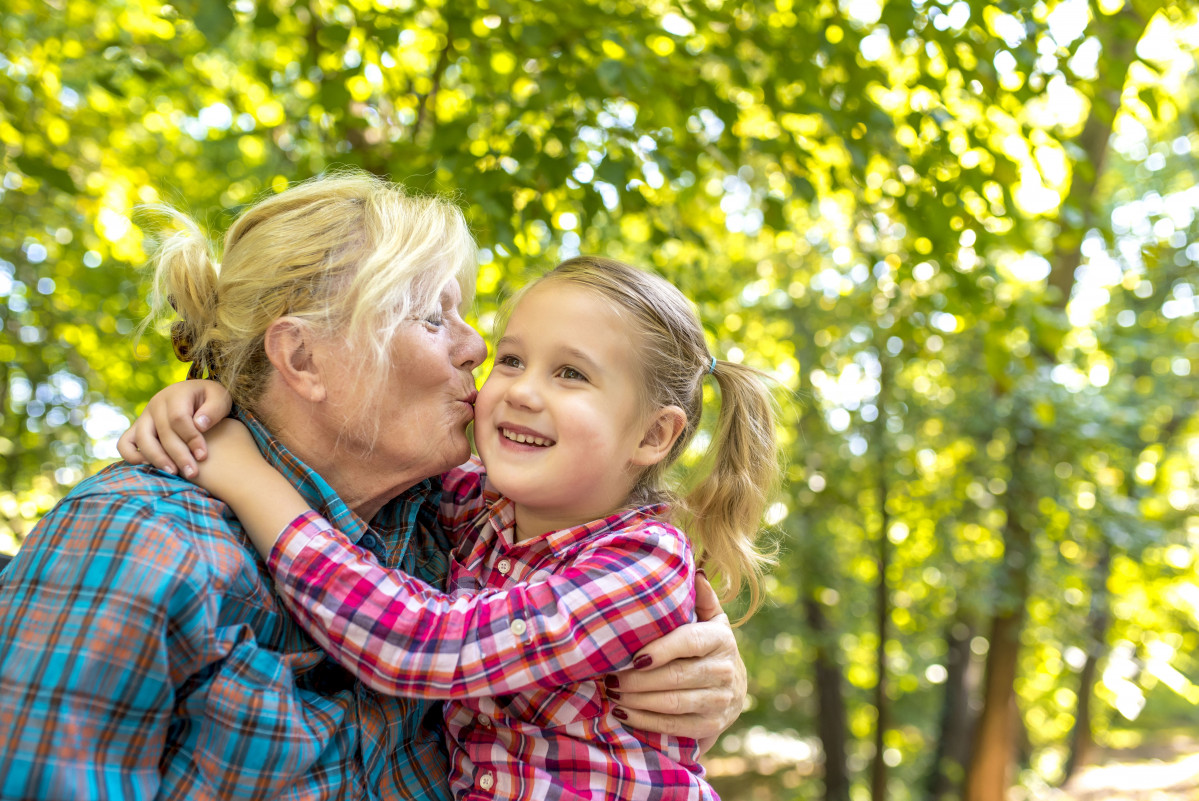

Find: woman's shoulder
<box><xmin>64</xmin><ymin>460</ymin><xmax>227</xmax><ymax>524</ymax></box>
<box><xmin>18</xmin><ymin>461</ymin><xmax>258</xmax><ymax>603</ymax></box>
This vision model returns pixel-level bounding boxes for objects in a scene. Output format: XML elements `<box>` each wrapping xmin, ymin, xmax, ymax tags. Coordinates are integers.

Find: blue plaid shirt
<box><xmin>0</xmin><ymin>411</ymin><xmax>454</xmax><ymax>800</ymax></box>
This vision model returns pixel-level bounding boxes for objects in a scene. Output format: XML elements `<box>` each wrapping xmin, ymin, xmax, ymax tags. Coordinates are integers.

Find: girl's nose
<box><xmin>505</xmin><ymin>371</ymin><xmax>544</xmax><ymax>411</ymax></box>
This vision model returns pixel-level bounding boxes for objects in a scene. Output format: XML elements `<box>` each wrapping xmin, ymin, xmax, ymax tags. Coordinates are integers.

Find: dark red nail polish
<box><xmin>612</xmin><ymin>707</ymin><xmax>628</xmax><ymax>721</ymax></box>
<box><xmin>603</xmin><ymin>675</ymin><xmax>620</xmax><ymax>689</ymax></box>
<box><xmin>633</xmin><ymin>655</ymin><xmax>653</xmax><ymax>670</ymax></box>
<box><xmin>606</xmin><ymin>690</ymin><xmax>621</xmax><ymax>700</ymax></box>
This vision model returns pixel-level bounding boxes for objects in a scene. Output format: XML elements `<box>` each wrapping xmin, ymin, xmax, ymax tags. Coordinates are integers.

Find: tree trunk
<box><xmin>1063</xmin><ymin>413</ymin><xmax>1187</xmax><ymax>781</ymax></box>
<box><xmin>871</xmin><ymin>440</ymin><xmax>890</xmax><ymax>801</ymax></box>
<box><xmin>965</xmin><ymin>614</ymin><xmax>1024</xmax><ymax>801</ymax></box>
<box><xmin>1063</xmin><ymin>539</ymin><xmax>1116</xmax><ymax>781</ymax></box>
<box><xmin>965</xmin><ymin>429</ymin><xmax>1033</xmax><ymax>801</ymax></box>
<box><xmin>965</xmin><ymin>8</ymin><xmax>1153</xmax><ymax>798</ymax></box>
<box><xmin>871</xmin><ymin>537</ymin><xmax>890</xmax><ymax>801</ymax></box>
<box><xmin>1047</xmin><ymin>3</ymin><xmax>1148</xmax><ymax>305</ymax></box>
<box><xmin>805</xmin><ymin>594</ymin><xmax>851</xmax><ymax>801</ymax></box>
<box><xmin>928</xmin><ymin>621</ymin><xmax>977</xmax><ymax>801</ymax></box>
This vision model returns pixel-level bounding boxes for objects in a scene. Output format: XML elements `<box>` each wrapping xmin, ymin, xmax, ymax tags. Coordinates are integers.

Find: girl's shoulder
<box><xmin>572</xmin><ymin>508</ymin><xmax>695</xmax><ymax>565</ymax></box>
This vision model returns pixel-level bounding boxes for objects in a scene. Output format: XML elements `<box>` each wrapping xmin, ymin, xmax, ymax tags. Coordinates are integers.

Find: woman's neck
<box><xmin>261</xmin><ymin>405</ymin><xmax>425</xmax><ymax>522</ymax></box>
<box><xmin>296</xmin><ymin>441</ymin><xmax>427</xmax><ymax>522</ymax></box>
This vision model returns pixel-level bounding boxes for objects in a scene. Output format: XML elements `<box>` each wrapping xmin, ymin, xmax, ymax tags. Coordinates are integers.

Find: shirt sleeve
<box><xmin>0</xmin><ymin>487</ymin><xmax>345</xmax><ymax>800</ymax></box>
<box><xmin>0</xmin><ymin>494</ymin><xmax>209</xmax><ymax>798</ymax></box>
<box><xmin>269</xmin><ymin>510</ymin><xmax>695</xmax><ymax>699</ymax></box>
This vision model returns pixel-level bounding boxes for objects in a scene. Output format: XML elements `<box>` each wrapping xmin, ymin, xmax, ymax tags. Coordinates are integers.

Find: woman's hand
<box><xmin>117</xmin><ymin>380</ymin><xmax>233</xmax><ymax>477</ymax></box>
<box><xmin>604</xmin><ymin>574</ymin><xmax>747</xmax><ymax>754</ymax></box>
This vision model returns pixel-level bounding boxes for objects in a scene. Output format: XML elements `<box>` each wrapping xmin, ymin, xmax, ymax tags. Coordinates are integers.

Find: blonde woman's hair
<box><xmin>504</xmin><ymin>256</ymin><xmax>779</xmax><ymax>623</ymax></box>
<box><xmin>140</xmin><ymin>170</ymin><xmax>477</xmax><ymax>429</ymax></box>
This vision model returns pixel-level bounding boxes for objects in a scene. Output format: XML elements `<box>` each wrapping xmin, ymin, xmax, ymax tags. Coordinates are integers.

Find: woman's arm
<box><xmin>602</xmin><ymin>576</ymin><xmax>747</xmax><ymax>751</ymax></box>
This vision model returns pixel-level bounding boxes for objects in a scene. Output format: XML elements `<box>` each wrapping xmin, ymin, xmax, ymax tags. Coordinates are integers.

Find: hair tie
<box><xmin>171</xmin><ymin>320</ymin><xmax>219</xmax><ymax>380</ymax></box>
<box><xmin>708</xmin><ymin>355</ymin><xmax>717</xmax><ymax>375</ymax></box>
<box><xmin>170</xmin><ymin>320</ymin><xmax>193</xmax><ymax>363</ymax></box>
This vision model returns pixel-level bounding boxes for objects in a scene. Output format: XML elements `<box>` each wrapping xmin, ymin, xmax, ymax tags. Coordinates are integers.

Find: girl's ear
<box><xmin>632</xmin><ymin>406</ymin><xmax>687</xmax><ymax>467</ymax></box>
<box><xmin>263</xmin><ymin>317</ymin><xmax>328</xmax><ymax>403</ymax></box>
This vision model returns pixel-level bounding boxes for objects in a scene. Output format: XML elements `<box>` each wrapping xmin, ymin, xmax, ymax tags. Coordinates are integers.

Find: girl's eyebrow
<box><xmin>560</xmin><ymin>347</ymin><xmax>601</xmax><ymax>373</ymax></box>
<box><xmin>494</xmin><ymin>336</ymin><xmax>602</xmax><ymax>373</ymax></box>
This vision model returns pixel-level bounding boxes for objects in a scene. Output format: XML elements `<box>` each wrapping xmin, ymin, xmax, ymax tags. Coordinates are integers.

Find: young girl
<box><xmin>124</xmin><ymin>256</ymin><xmax>779</xmax><ymax>800</ymax></box>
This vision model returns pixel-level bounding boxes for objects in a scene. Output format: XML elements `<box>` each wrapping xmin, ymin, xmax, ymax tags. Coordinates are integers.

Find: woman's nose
<box><xmin>457</xmin><ymin>324</ymin><xmax>487</xmax><ymax>370</ymax></box>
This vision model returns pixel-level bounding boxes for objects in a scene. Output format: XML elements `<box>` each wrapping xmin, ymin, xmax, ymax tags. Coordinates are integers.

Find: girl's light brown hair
<box><xmin>504</xmin><ymin>256</ymin><xmax>780</xmax><ymax>623</ymax></box>
<box><xmin>139</xmin><ymin>170</ymin><xmax>477</xmax><ymax>434</ymax></box>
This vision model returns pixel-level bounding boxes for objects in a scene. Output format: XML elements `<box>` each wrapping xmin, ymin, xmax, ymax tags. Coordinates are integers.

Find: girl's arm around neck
<box><xmin>190</xmin><ymin>419</ymin><xmax>311</xmax><ymax>560</ymax></box>
<box><xmin>271</xmin><ymin>515</ymin><xmax>696</xmax><ymax>699</ymax></box>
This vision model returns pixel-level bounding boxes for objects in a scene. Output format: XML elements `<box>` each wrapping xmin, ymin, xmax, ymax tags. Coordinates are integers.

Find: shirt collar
<box><xmin>234</xmin><ymin>407</ymin><xmax>437</xmax><ymax>544</ymax></box>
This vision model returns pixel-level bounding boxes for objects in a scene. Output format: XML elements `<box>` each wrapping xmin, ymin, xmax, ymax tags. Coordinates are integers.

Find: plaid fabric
<box><xmin>0</xmin><ymin>410</ymin><xmax>453</xmax><ymax>801</ymax></box>
<box><xmin>269</xmin><ymin>456</ymin><xmax>716</xmax><ymax>800</ymax></box>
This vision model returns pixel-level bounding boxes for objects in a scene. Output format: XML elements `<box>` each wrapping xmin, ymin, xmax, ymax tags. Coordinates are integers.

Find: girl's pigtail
<box><xmin>683</xmin><ymin>359</ymin><xmax>779</xmax><ymax>624</ymax></box>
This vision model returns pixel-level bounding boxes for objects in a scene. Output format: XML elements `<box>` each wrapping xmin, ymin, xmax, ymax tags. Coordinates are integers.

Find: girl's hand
<box><xmin>117</xmin><ymin>380</ymin><xmax>233</xmax><ymax>478</ymax></box>
<box><xmin>603</xmin><ymin>574</ymin><xmax>746</xmax><ymax>754</ymax></box>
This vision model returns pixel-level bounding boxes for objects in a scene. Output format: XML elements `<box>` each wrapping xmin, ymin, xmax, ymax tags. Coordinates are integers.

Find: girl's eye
<box><xmin>560</xmin><ymin>367</ymin><xmax>587</xmax><ymax>382</ymax></box>
<box><xmin>497</xmin><ymin>354</ymin><xmax>522</xmax><ymax>369</ymax></box>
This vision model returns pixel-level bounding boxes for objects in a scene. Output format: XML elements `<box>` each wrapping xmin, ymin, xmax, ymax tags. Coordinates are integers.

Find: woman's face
<box><xmin>326</xmin><ymin>280</ymin><xmax>487</xmax><ymax>487</ymax></box>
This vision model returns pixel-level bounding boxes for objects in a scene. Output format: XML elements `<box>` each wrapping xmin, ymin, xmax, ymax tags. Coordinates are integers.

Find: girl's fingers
<box><xmin>128</xmin><ymin>418</ymin><xmax>178</xmax><ymax>475</ymax></box>
<box><xmin>116</xmin><ymin>426</ymin><xmax>147</xmax><ymax>465</ymax></box>
<box><xmin>193</xmin><ymin>391</ymin><xmax>233</xmax><ymax>438</ymax></box>
<box><xmin>153</xmin><ymin>407</ymin><xmax>205</xmax><ymax>478</ymax></box>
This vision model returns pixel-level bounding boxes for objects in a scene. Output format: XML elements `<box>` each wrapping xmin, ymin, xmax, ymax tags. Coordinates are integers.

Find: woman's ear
<box><xmin>263</xmin><ymin>317</ymin><xmax>328</xmax><ymax>403</ymax></box>
<box><xmin>632</xmin><ymin>406</ymin><xmax>687</xmax><ymax>467</ymax></box>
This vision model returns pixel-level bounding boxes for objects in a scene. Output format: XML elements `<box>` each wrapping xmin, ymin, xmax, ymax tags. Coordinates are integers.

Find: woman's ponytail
<box><xmin>140</xmin><ymin>206</ymin><xmax>222</xmax><ymax>380</ymax></box>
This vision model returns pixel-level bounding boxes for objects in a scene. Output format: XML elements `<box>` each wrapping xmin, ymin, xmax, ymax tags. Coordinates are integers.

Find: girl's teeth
<box><xmin>503</xmin><ymin>430</ymin><xmax>551</xmax><ymax>446</ymax></box>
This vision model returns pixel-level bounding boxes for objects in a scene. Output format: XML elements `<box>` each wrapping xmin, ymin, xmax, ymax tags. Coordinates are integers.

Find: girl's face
<box><xmin>472</xmin><ymin>281</ymin><xmax>662</xmax><ymax>539</ymax></box>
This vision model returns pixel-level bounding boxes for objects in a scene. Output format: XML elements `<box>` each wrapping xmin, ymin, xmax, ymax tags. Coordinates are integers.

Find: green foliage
<box><xmin>2</xmin><ymin>0</ymin><xmax>1197</xmax><ymax>797</ymax></box>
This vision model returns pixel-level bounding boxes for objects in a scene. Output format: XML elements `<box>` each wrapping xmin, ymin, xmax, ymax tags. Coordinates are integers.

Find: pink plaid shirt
<box><xmin>268</xmin><ymin>456</ymin><xmax>716</xmax><ymax>800</ymax></box>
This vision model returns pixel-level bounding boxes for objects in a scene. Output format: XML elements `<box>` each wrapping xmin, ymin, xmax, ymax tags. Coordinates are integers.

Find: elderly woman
<box><xmin>0</xmin><ymin>172</ymin><xmax>745</xmax><ymax>800</ymax></box>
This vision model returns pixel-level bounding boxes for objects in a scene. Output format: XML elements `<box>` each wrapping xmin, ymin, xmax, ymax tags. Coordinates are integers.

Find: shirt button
<box><xmin>478</xmin><ymin>772</ymin><xmax>495</xmax><ymax>791</ymax></box>
<box><xmin>509</xmin><ymin>619</ymin><xmax>527</xmax><ymax>637</ymax></box>
<box><xmin>497</xmin><ymin>558</ymin><xmax>512</xmax><ymax>575</ymax></box>
<box><xmin>478</xmin><ymin>714</ymin><xmax>492</xmax><ymax>727</ymax></box>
